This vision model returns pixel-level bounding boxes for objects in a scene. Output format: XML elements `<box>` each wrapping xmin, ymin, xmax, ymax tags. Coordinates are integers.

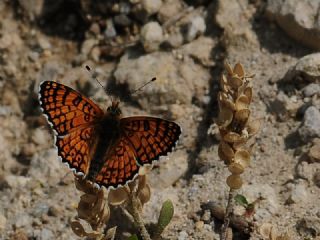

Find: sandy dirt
<box><xmin>0</xmin><ymin>0</ymin><xmax>319</xmax><ymax>239</ymax></box>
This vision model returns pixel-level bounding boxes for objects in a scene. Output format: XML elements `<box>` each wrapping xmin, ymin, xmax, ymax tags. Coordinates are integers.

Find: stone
<box><xmin>18</xmin><ymin>0</ymin><xmax>63</xmax><ymax>21</ymax></box>
<box><xmin>34</xmin><ymin>228</ymin><xmax>55</xmax><ymax>240</ymax></box>
<box><xmin>181</xmin><ymin>36</ymin><xmax>216</xmax><ymax>66</ymax></box>
<box><xmin>14</xmin><ymin>213</ymin><xmax>32</xmax><ymax>228</ymax></box>
<box><xmin>314</xmin><ymin>170</ymin><xmax>320</xmax><ymax>188</ymax></box>
<box><xmin>31</xmin><ymin>128</ymin><xmax>51</xmax><ymax>146</ymax></box>
<box><xmin>296</xmin><ymin>217</ymin><xmax>320</xmax><ymax>237</ymax></box>
<box><xmin>3</xmin><ymin>175</ymin><xmax>30</xmax><ymax>189</ymax></box>
<box><xmin>140</xmin><ymin>21</ymin><xmax>164</xmax><ymax>52</ymax></box>
<box><xmin>0</xmin><ymin>214</ymin><xmax>6</xmax><ymax>230</ymax></box>
<box><xmin>266</xmin><ymin>0</ymin><xmax>320</xmax><ymax>50</ymax></box>
<box><xmin>269</xmin><ymin>91</ymin><xmax>300</xmax><ymax>121</ymax></box>
<box><xmin>81</xmin><ymin>39</ymin><xmax>98</xmax><ymax>56</ymax></box>
<box><xmin>302</xmin><ymin>83</ymin><xmax>320</xmax><ymax>97</ymax></box>
<box><xmin>148</xmin><ymin>149</ymin><xmax>188</xmax><ymax>189</ymax></box>
<box><xmin>28</xmin><ymin>149</ymin><xmax>64</xmax><ymax>181</ymax></box>
<box><xmin>37</xmin><ymin>61</ymin><xmax>64</xmax><ymax>83</ymax></box>
<box><xmin>296</xmin><ymin>162</ymin><xmax>320</xmax><ymax>183</ymax></box>
<box><xmin>178</xmin><ymin>231</ymin><xmax>189</xmax><ymax>240</ymax></box>
<box><xmin>215</xmin><ymin>0</ymin><xmax>259</xmax><ymax>49</ymax></box>
<box><xmin>32</xmin><ymin>202</ymin><xmax>49</xmax><ymax>217</ymax></box>
<box><xmin>141</xmin><ymin>0</ymin><xmax>162</xmax><ymax>16</ymax></box>
<box><xmin>308</xmin><ymin>143</ymin><xmax>320</xmax><ymax>162</ymax></box>
<box><xmin>114</xmin><ymin>50</ymin><xmax>210</xmax><ymax>109</ymax></box>
<box><xmin>184</xmin><ymin>15</ymin><xmax>206</xmax><ymax>42</ymax></box>
<box><xmin>104</xmin><ymin>19</ymin><xmax>117</xmax><ymax>39</ymax></box>
<box><xmin>284</xmin><ymin>53</ymin><xmax>320</xmax><ymax>83</ymax></box>
<box><xmin>113</xmin><ymin>14</ymin><xmax>132</xmax><ymax>27</ymax></box>
<box><xmin>195</xmin><ymin>221</ymin><xmax>204</xmax><ymax>230</ymax></box>
<box><xmin>157</xmin><ymin>0</ymin><xmax>184</xmax><ymax>23</ymax></box>
<box><xmin>288</xmin><ymin>180</ymin><xmax>308</xmax><ymax>204</ymax></box>
<box><xmin>298</xmin><ymin>106</ymin><xmax>320</xmax><ymax>141</ymax></box>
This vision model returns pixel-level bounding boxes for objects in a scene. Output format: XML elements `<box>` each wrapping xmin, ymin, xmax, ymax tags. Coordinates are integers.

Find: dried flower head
<box><xmin>217</xmin><ymin>62</ymin><xmax>261</xmax><ymax>189</ymax></box>
<box><xmin>70</xmin><ymin>165</ymin><xmax>152</xmax><ymax>239</ymax></box>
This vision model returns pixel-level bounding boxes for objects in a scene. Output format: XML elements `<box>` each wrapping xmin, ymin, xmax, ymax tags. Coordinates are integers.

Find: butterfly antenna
<box><xmin>85</xmin><ymin>65</ymin><xmax>109</xmax><ymax>95</ymax></box>
<box><xmin>130</xmin><ymin>77</ymin><xmax>156</xmax><ymax>96</ymax></box>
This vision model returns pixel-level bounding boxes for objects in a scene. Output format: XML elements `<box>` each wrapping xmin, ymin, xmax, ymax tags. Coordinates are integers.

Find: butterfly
<box><xmin>38</xmin><ymin>81</ymin><xmax>181</xmax><ymax>189</ymax></box>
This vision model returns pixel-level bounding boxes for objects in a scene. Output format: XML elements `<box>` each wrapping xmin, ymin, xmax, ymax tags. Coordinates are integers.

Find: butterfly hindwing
<box><xmin>120</xmin><ymin>117</ymin><xmax>181</xmax><ymax>165</ymax></box>
<box><xmin>94</xmin><ymin>136</ymin><xmax>139</xmax><ymax>188</ymax></box>
<box><xmin>39</xmin><ymin>81</ymin><xmax>103</xmax><ymax>136</ymax></box>
<box><xmin>55</xmin><ymin>126</ymin><xmax>95</xmax><ymax>175</ymax></box>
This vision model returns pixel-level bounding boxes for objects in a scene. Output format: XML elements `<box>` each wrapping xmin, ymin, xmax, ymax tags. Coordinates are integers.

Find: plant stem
<box><xmin>221</xmin><ymin>188</ymin><xmax>236</xmax><ymax>240</ymax></box>
<box><xmin>129</xmin><ymin>190</ymin><xmax>151</xmax><ymax>240</ymax></box>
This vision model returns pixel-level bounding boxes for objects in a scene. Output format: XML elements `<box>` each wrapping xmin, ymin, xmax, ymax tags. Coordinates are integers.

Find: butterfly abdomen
<box><xmin>86</xmin><ymin>115</ymin><xmax>121</xmax><ymax>181</ymax></box>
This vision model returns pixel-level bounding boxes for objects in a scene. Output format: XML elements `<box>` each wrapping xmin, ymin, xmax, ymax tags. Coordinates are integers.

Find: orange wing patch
<box><xmin>121</xmin><ymin>117</ymin><xmax>181</xmax><ymax>165</ymax></box>
<box><xmin>39</xmin><ymin>81</ymin><xmax>103</xmax><ymax>135</ymax></box>
<box><xmin>94</xmin><ymin>137</ymin><xmax>139</xmax><ymax>188</ymax></box>
<box><xmin>55</xmin><ymin>127</ymin><xmax>94</xmax><ymax>175</ymax></box>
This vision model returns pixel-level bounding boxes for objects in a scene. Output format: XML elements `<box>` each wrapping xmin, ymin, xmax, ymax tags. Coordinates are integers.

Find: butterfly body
<box><xmin>39</xmin><ymin>81</ymin><xmax>181</xmax><ymax>189</ymax></box>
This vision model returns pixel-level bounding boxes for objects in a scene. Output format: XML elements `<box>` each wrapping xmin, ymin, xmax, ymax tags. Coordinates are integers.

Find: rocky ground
<box><xmin>0</xmin><ymin>0</ymin><xmax>320</xmax><ymax>239</ymax></box>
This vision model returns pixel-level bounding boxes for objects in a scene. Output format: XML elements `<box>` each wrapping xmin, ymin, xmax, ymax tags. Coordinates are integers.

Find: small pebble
<box><xmin>140</xmin><ymin>21</ymin><xmax>164</xmax><ymax>52</ymax></box>
<box><xmin>313</xmin><ymin>170</ymin><xmax>320</xmax><ymax>188</ymax></box>
<box><xmin>195</xmin><ymin>220</ymin><xmax>204</xmax><ymax>230</ymax></box>
<box><xmin>0</xmin><ymin>214</ymin><xmax>6</xmax><ymax>230</ymax></box>
<box><xmin>184</xmin><ymin>16</ymin><xmax>206</xmax><ymax>42</ymax></box>
<box><xmin>299</xmin><ymin>106</ymin><xmax>320</xmax><ymax>141</ymax></box>
<box><xmin>302</xmin><ymin>83</ymin><xmax>320</xmax><ymax>97</ymax></box>
<box><xmin>141</xmin><ymin>0</ymin><xmax>162</xmax><ymax>15</ymax></box>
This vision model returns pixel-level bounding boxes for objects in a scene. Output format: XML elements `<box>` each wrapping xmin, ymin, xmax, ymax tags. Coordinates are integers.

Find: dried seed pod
<box><xmin>218</xmin><ymin>143</ymin><xmax>232</xmax><ymax>164</ymax></box>
<box><xmin>223</xmin><ymin>132</ymin><xmax>245</xmax><ymax>143</ymax></box>
<box><xmin>234</xmin><ymin>149</ymin><xmax>250</xmax><ymax>168</ymax></box>
<box><xmin>228</xmin><ymin>162</ymin><xmax>244</xmax><ymax>174</ymax></box>
<box><xmin>247</xmin><ymin>119</ymin><xmax>261</xmax><ymax>136</ymax></box>
<box><xmin>233</xmin><ymin>63</ymin><xmax>244</xmax><ymax>78</ymax></box>
<box><xmin>217</xmin><ymin>108</ymin><xmax>234</xmax><ymax>128</ymax></box>
<box><xmin>218</xmin><ymin>92</ymin><xmax>235</xmax><ymax>111</ymax></box>
<box><xmin>220</xmin><ymin>75</ymin><xmax>229</xmax><ymax>92</ymax></box>
<box><xmin>138</xmin><ymin>165</ymin><xmax>152</xmax><ymax>176</ymax></box>
<box><xmin>70</xmin><ymin>219</ymin><xmax>102</xmax><ymax>238</ymax></box>
<box><xmin>229</xmin><ymin>76</ymin><xmax>243</xmax><ymax>89</ymax></box>
<box><xmin>232</xmin><ymin>109</ymin><xmax>250</xmax><ymax>132</ymax></box>
<box><xmin>243</xmin><ymin>87</ymin><xmax>252</xmax><ymax>103</ymax></box>
<box><xmin>234</xmin><ymin>109</ymin><xmax>250</xmax><ymax>123</ymax></box>
<box><xmin>108</xmin><ymin>187</ymin><xmax>129</xmax><ymax>206</ymax></box>
<box><xmin>226</xmin><ymin>174</ymin><xmax>243</xmax><ymax>189</ymax></box>
<box><xmin>235</xmin><ymin>95</ymin><xmax>250</xmax><ymax>111</ymax></box>
<box><xmin>138</xmin><ymin>183</ymin><xmax>151</xmax><ymax>205</ymax></box>
<box><xmin>220</xmin><ymin>141</ymin><xmax>235</xmax><ymax>159</ymax></box>
<box><xmin>224</xmin><ymin>62</ymin><xmax>233</xmax><ymax>75</ymax></box>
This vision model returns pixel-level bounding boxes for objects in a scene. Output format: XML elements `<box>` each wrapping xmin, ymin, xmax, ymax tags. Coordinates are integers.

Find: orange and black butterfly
<box><xmin>38</xmin><ymin>81</ymin><xmax>181</xmax><ymax>189</ymax></box>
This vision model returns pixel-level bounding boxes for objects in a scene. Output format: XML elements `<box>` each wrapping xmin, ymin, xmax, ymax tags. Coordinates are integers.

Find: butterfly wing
<box><xmin>120</xmin><ymin>117</ymin><xmax>181</xmax><ymax>165</ymax></box>
<box><xmin>39</xmin><ymin>81</ymin><xmax>104</xmax><ymax>136</ymax></box>
<box><xmin>39</xmin><ymin>81</ymin><xmax>104</xmax><ymax>175</ymax></box>
<box><xmin>94</xmin><ymin>136</ymin><xmax>139</xmax><ymax>188</ymax></box>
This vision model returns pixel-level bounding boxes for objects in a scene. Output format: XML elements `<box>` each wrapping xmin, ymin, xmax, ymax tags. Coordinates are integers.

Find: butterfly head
<box><xmin>107</xmin><ymin>101</ymin><xmax>122</xmax><ymax>116</ymax></box>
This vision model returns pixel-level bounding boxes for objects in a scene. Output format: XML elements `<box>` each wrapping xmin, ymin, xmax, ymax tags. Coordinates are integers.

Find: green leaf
<box><xmin>235</xmin><ymin>194</ymin><xmax>249</xmax><ymax>207</ymax></box>
<box><xmin>155</xmin><ymin>199</ymin><xmax>174</xmax><ymax>237</ymax></box>
<box><xmin>127</xmin><ymin>234</ymin><xmax>139</xmax><ymax>240</ymax></box>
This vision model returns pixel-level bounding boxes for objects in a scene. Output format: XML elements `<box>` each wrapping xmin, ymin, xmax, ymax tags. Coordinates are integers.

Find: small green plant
<box><xmin>153</xmin><ymin>200</ymin><xmax>174</xmax><ymax>240</ymax></box>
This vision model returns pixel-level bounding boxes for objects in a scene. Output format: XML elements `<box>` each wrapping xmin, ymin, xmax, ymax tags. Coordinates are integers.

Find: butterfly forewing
<box><xmin>39</xmin><ymin>81</ymin><xmax>103</xmax><ymax>136</ymax></box>
<box><xmin>120</xmin><ymin>117</ymin><xmax>181</xmax><ymax>165</ymax></box>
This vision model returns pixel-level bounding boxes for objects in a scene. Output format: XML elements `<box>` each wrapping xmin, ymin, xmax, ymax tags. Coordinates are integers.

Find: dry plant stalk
<box><xmin>216</xmin><ymin>62</ymin><xmax>260</xmax><ymax>240</ymax></box>
<box><xmin>70</xmin><ymin>167</ymin><xmax>152</xmax><ymax>240</ymax></box>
